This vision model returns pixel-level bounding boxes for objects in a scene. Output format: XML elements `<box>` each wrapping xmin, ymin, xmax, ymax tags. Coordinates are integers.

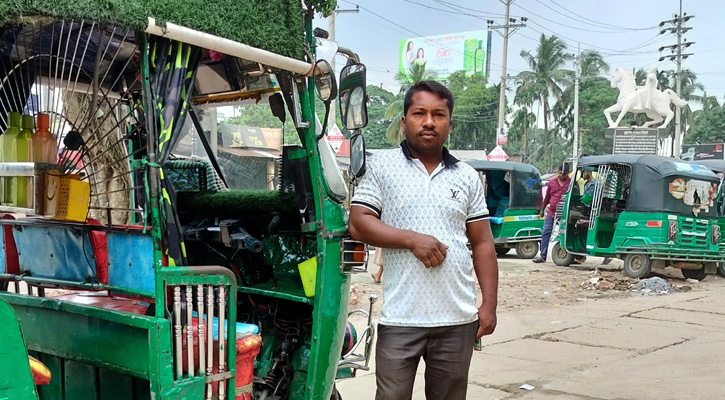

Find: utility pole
<box><xmin>573</xmin><ymin>43</ymin><xmax>580</xmax><ymax>159</ymax></box>
<box><xmin>327</xmin><ymin>6</ymin><xmax>359</xmax><ymax>130</ymax></box>
<box><xmin>487</xmin><ymin>1</ymin><xmax>526</xmax><ymax>147</ymax></box>
<box><xmin>658</xmin><ymin>0</ymin><xmax>693</xmax><ymax>158</ymax></box>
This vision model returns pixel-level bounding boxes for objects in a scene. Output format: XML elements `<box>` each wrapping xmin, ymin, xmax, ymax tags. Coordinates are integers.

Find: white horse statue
<box><xmin>604</xmin><ymin>67</ymin><xmax>688</xmax><ymax>129</ymax></box>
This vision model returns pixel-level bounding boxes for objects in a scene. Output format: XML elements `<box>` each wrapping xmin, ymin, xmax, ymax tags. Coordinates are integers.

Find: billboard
<box><xmin>681</xmin><ymin>143</ymin><xmax>725</xmax><ymax>161</ymax></box>
<box><xmin>399</xmin><ymin>30</ymin><xmax>490</xmax><ymax>81</ymax></box>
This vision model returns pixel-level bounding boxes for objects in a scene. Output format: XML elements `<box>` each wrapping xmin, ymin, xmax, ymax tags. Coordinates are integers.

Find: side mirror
<box><xmin>350</xmin><ymin>132</ymin><xmax>366</xmax><ymax>178</ymax></box>
<box><xmin>315</xmin><ymin>38</ymin><xmax>339</xmax><ymax>66</ymax></box>
<box><xmin>339</xmin><ymin>64</ymin><xmax>368</xmax><ymax>130</ymax></box>
<box><xmin>313</xmin><ymin>60</ymin><xmax>337</xmax><ymax>103</ymax></box>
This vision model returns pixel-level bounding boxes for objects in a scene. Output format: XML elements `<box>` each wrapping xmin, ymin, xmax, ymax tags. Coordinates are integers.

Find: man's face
<box><xmin>557</xmin><ymin>169</ymin><xmax>564</xmax><ymax>180</ymax></box>
<box><xmin>401</xmin><ymin>90</ymin><xmax>452</xmax><ymax>156</ymax></box>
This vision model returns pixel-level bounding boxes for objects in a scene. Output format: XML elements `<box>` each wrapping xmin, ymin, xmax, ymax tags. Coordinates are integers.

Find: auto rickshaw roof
<box><xmin>691</xmin><ymin>159</ymin><xmax>725</xmax><ymax>173</ymax></box>
<box><xmin>579</xmin><ymin>154</ymin><xmax>719</xmax><ymax>182</ymax></box>
<box><xmin>464</xmin><ymin>160</ymin><xmax>541</xmax><ymax>177</ymax></box>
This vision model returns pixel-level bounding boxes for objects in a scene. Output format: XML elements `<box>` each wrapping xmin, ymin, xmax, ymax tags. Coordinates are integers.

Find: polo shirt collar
<box><xmin>399</xmin><ymin>140</ymin><xmax>459</xmax><ymax>167</ymax></box>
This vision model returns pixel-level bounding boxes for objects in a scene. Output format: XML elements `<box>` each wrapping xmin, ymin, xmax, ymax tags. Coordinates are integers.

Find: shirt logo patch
<box><xmin>450</xmin><ymin>189</ymin><xmax>460</xmax><ymax>200</ymax></box>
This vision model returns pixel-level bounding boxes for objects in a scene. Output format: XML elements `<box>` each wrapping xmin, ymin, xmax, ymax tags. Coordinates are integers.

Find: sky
<box><xmin>319</xmin><ymin>0</ymin><xmax>725</xmax><ymax>102</ymax></box>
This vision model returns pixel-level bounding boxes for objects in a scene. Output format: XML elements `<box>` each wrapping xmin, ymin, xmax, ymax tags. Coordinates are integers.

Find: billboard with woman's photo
<box><xmin>398</xmin><ymin>30</ymin><xmax>490</xmax><ymax>80</ymax></box>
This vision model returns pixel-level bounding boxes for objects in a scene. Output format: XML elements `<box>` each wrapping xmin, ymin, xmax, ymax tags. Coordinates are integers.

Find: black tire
<box><xmin>623</xmin><ymin>254</ymin><xmax>652</xmax><ymax>279</ymax></box>
<box><xmin>551</xmin><ymin>242</ymin><xmax>573</xmax><ymax>266</ymax></box>
<box><xmin>495</xmin><ymin>247</ymin><xmax>510</xmax><ymax>256</ymax></box>
<box><xmin>717</xmin><ymin>263</ymin><xmax>725</xmax><ymax>277</ymax></box>
<box><xmin>515</xmin><ymin>241</ymin><xmax>539</xmax><ymax>259</ymax></box>
<box><xmin>681</xmin><ymin>266</ymin><xmax>707</xmax><ymax>281</ymax></box>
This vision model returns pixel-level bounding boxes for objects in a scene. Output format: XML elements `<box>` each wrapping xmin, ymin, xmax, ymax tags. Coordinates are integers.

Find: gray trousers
<box><xmin>375</xmin><ymin>321</ymin><xmax>478</xmax><ymax>400</ymax></box>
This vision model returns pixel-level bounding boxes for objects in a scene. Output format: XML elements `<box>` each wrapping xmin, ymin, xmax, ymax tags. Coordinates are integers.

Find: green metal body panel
<box><xmin>492</xmin><ymin>209</ymin><xmax>544</xmax><ymax>244</ymax></box>
<box><xmin>0</xmin><ymin>11</ymin><xmax>357</xmax><ymax>400</ymax></box>
<box><xmin>0</xmin><ymin>299</ymin><xmax>38</xmax><ymax>400</ymax></box>
<box><xmin>558</xmin><ymin>196</ymin><xmax>724</xmax><ymax>261</ymax></box>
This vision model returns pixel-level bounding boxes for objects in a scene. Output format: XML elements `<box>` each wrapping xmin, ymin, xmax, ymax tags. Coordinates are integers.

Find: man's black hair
<box><xmin>559</xmin><ymin>162</ymin><xmax>570</xmax><ymax>176</ymax></box>
<box><xmin>403</xmin><ymin>80</ymin><xmax>454</xmax><ymax>117</ymax></box>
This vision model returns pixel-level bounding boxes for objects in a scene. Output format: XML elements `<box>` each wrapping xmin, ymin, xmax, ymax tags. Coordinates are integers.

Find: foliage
<box><xmin>0</xmin><ymin>0</ymin><xmax>305</xmax><ymax>57</ymax></box>
<box><xmin>577</xmin><ymin>78</ymin><xmax>617</xmax><ymax>155</ymax></box>
<box><xmin>363</xmin><ymin>85</ymin><xmax>397</xmax><ymax>149</ymax></box>
<box><xmin>305</xmin><ymin>0</ymin><xmax>338</xmax><ymax>17</ymax></box>
<box><xmin>518</xmin><ymin>34</ymin><xmax>573</xmax><ymax>159</ymax></box>
<box><xmin>688</xmin><ymin>105</ymin><xmax>725</xmax><ymax>144</ymax></box>
<box><xmin>227</xmin><ymin>103</ymin><xmax>301</xmax><ymax>145</ymax></box>
<box><xmin>384</xmin><ymin>63</ymin><xmax>438</xmax><ymax>144</ymax></box>
<box><xmin>446</xmin><ymin>71</ymin><xmax>499</xmax><ymax>150</ymax></box>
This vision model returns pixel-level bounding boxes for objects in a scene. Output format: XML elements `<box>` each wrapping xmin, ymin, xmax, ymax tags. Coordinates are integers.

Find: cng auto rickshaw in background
<box><xmin>689</xmin><ymin>159</ymin><xmax>725</xmax><ymax>276</ymax></box>
<box><xmin>552</xmin><ymin>154</ymin><xmax>724</xmax><ymax>280</ymax></box>
<box><xmin>0</xmin><ymin>1</ymin><xmax>375</xmax><ymax>399</ymax></box>
<box><xmin>464</xmin><ymin>160</ymin><xmax>544</xmax><ymax>258</ymax></box>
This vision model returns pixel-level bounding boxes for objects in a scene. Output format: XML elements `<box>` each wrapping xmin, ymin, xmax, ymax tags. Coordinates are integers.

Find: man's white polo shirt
<box><xmin>351</xmin><ymin>141</ymin><xmax>489</xmax><ymax>327</ymax></box>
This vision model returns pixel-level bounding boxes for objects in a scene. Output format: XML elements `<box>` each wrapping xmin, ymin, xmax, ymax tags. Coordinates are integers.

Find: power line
<box><xmin>544</xmin><ymin>0</ymin><xmax>658</xmax><ymax>32</ymax></box>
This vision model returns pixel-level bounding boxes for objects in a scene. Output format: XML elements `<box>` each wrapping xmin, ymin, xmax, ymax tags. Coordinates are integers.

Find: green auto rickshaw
<box><xmin>689</xmin><ymin>159</ymin><xmax>725</xmax><ymax>276</ymax></box>
<box><xmin>465</xmin><ymin>160</ymin><xmax>544</xmax><ymax>258</ymax></box>
<box><xmin>552</xmin><ymin>154</ymin><xmax>724</xmax><ymax>280</ymax></box>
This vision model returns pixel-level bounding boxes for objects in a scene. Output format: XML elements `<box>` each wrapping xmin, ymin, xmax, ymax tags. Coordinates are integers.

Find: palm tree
<box><xmin>513</xmin><ymin>77</ymin><xmax>539</xmax><ymax>160</ymax></box>
<box><xmin>519</xmin><ymin>34</ymin><xmax>572</xmax><ymax>159</ymax></box>
<box><xmin>550</xmin><ymin>50</ymin><xmax>609</xmax><ymax>145</ymax></box>
<box><xmin>384</xmin><ymin>63</ymin><xmax>437</xmax><ymax>144</ymax></box>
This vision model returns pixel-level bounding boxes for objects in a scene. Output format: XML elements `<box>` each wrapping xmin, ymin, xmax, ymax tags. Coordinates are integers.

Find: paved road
<box><xmin>338</xmin><ymin>257</ymin><xmax>725</xmax><ymax>400</ymax></box>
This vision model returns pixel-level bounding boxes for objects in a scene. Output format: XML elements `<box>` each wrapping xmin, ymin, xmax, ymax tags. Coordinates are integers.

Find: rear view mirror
<box><xmin>313</xmin><ymin>60</ymin><xmax>337</xmax><ymax>103</ymax></box>
<box><xmin>339</xmin><ymin>64</ymin><xmax>368</xmax><ymax>130</ymax></box>
<box><xmin>350</xmin><ymin>133</ymin><xmax>366</xmax><ymax>178</ymax></box>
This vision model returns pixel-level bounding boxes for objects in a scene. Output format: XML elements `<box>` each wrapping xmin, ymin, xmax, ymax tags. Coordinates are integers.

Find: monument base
<box><xmin>606</xmin><ymin>127</ymin><xmax>666</xmax><ymax>155</ymax></box>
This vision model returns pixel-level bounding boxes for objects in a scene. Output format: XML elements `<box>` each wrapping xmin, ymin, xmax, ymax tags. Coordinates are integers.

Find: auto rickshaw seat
<box><xmin>494</xmin><ymin>198</ymin><xmax>509</xmax><ymax>218</ymax></box>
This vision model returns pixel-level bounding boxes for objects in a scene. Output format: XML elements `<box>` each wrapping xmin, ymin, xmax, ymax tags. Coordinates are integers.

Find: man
<box><xmin>636</xmin><ymin>67</ymin><xmax>658</xmax><ymax>110</ymax></box>
<box><xmin>348</xmin><ymin>81</ymin><xmax>498</xmax><ymax>400</ymax></box>
<box><xmin>533</xmin><ymin>163</ymin><xmax>571</xmax><ymax>263</ymax></box>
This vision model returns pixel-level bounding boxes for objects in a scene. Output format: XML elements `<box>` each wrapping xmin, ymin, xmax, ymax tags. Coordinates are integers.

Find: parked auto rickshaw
<box><xmin>689</xmin><ymin>159</ymin><xmax>725</xmax><ymax>276</ymax></box>
<box><xmin>552</xmin><ymin>154</ymin><xmax>724</xmax><ymax>280</ymax></box>
<box><xmin>0</xmin><ymin>2</ymin><xmax>374</xmax><ymax>399</ymax></box>
<box><xmin>464</xmin><ymin>160</ymin><xmax>544</xmax><ymax>258</ymax></box>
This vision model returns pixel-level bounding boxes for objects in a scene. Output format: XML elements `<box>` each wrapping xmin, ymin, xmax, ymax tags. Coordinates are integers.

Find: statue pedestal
<box><xmin>606</xmin><ymin>128</ymin><xmax>665</xmax><ymax>155</ymax></box>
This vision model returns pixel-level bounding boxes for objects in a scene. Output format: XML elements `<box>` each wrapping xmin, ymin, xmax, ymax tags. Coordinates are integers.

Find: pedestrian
<box><xmin>348</xmin><ymin>80</ymin><xmax>498</xmax><ymax>400</ymax></box>
<box><xmin>533</xmin><ymin>163</ymin><xmax>571</xmax><ymax>263</ymax></box>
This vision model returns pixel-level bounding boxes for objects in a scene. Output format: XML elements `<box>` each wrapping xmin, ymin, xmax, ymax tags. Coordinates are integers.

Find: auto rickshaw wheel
<box><xmin>515</xmin><ymin>241</ymin><xmax>538</xmax><ymax>259</ymax></box>
<box><xmin>551</xmin><ymin>242</ymin><xmax>574</xmax><ymax>266</ymax></box>
<box><xmin>681</xmin><ymin>266</ymin><xmax>707</xmax><ymax>281</ymax></box>
<box><xmin>623</xmin><ymin>254</ymin><xmax>652</xmax><ymax>279</ymax></box>
<box><xmin>717</xmin><ymin>263</ymin><xmax>725</xmax><ymax>277</ymax></box>
<box><xmin>495</xmin><ymin>247</ymin><xmax>511</xmax><ymax>256</ymax></box>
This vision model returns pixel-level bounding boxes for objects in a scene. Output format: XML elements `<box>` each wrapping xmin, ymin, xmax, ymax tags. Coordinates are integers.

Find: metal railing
<box><xmin>159</xmin><ymin>266</ymin><xmax>237</xmax><ymax>400</ymax></box>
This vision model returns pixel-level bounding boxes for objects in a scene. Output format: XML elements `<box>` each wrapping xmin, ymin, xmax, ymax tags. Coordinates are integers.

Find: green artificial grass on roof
<box><xmin>0</xmin><ymin>0</ymin><xmax>337</xmax><ymax>58</ymax></box>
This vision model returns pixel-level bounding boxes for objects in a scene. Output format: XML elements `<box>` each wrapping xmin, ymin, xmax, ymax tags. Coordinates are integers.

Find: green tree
<box><xmin>384</xmin><ymin>63</ymin><xmax>437</xmax><ymax>145</ymax></box>
<box><xmin>363</xmin><ymin>85</ymin><xmax>397</xmax><ymax>149</ymax></box>
<box><xmin>518</xmin><ymin>34</ymin><xmax>573</xmax><ymax>159</ymax></box>
<box><xmin>446</xmin><ymin>71</ymin><xmax>498</xmax><ymax>150</ymax></box>
<box><xmin>688</xmin><ymin>104</ymin><xmax>725</xmax><ymax>144</ymax></box>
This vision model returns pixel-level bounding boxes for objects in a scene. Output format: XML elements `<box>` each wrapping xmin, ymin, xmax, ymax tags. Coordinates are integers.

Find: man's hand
<box><xmin>407</xmin><ymin>233</ymin><xmax>448</xmax><ymax>268</ymax></box>
<box><xmin>476</xmin><ymin>305</ymin><xmax>497</xmax><ymax>338</ymax></box>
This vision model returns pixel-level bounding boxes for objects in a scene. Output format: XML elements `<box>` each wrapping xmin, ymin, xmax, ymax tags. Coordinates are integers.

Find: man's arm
<box><xmin>466</xmin><ymin>219</ymin><xmax>498</xmax><ymax>338</ymax></box>
<box><xmin>349</xmin><ymin>206</ymin><xmax>449</xmax><ymax>268</ymax></box>
<box><xmin>540</xmin><ymin>186</ymin><xmax>552</xmax><ymax>216</ymax></box>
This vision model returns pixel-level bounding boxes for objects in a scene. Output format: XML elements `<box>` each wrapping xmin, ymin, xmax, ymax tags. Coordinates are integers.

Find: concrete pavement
<box><xmin>337</xmin><ymin>288</ymin><xmax>725</xmax><ymax>399</ymax></box>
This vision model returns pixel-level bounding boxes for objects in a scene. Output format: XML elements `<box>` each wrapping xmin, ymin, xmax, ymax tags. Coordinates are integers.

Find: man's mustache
<box><xmin>418</xmin><ymin>129</ymin><xmax>438</xmax><ymax>136</ymax></box>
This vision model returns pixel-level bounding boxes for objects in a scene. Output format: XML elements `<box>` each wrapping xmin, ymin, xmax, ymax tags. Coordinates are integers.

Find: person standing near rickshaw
<box><xmin>533</xmin><ymin>163</ymin><xmax>571</xmax><ymax>263</ymax></box>
<box><xmin>349</xmin><ymin>81</ymin><xmax>498</xmax><ymax>399</ymax></box>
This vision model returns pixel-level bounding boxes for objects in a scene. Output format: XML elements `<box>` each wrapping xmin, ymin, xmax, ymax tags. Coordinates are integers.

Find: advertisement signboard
<box><xmin>680</xmin><ymin>143</ymin><xmax>725</xmax><ymax>161</ymax></box>
<box><xmin>399</xmin><ymin>30</ymin><xmax>489</xmax><ymax>81</ymax></box>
